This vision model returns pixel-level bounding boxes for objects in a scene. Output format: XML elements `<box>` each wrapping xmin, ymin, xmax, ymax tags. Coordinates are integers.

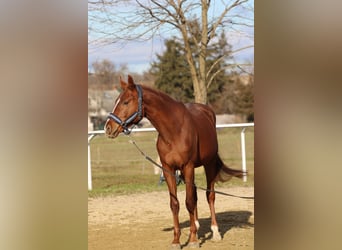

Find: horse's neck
<box><xmin>142</xmin><ymin>87</ymin><xmax>184</xmax><ymax>138</ymax></box>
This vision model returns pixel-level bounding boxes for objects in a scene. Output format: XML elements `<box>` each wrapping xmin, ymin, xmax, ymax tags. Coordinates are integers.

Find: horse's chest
<box><xmin>157</xmin><ymin>140</ymin><xmax>196</xmax><ymax>168</ymax></box>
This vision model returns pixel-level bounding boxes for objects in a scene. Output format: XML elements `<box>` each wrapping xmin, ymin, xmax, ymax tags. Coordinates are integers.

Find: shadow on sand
<box><xmin>162</xmin><ymin>210</ymin><xmax>254</xmax><ymax>247</ymax></box>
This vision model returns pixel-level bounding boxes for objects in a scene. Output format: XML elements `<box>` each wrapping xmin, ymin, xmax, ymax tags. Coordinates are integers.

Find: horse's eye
<box><xmin>123</xmin><ymin>100</ymin><xmax>129</xmax><ymax>105</ymax></box>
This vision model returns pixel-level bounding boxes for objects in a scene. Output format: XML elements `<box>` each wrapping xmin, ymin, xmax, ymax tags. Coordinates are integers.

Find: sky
<box><xmin>88</xmin><ymin>32</ymin><xmax>254</xmax><ymax>74</ymax></box>
<box><xmin>88</xmin><ymin>38</ymin><xmax>165</xmax><ymax>73</ymax></box>
<box><xmin>88</xmin><ymin>1</ymin><xmax>254</xmax><ymax>74</ymax></box>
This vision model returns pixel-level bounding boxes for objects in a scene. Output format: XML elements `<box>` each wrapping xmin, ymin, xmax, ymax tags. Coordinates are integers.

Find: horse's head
<box><xmin>104</xmin><ymin>75</ymin><xmax>143</xmax><ymax>138</ymax></box>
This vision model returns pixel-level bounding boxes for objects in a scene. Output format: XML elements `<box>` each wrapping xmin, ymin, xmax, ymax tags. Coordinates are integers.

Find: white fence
<box><xmin>88</xmin><ymin>123</ymin><xmax>254</xmax><ymax>190</ymax></box>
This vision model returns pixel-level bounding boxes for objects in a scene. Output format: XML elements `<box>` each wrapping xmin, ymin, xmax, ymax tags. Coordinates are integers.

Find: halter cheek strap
<box><xmin>107</xmin><ymin>84</ymin><xmax>143</xmax><ymax>135</ymax></box>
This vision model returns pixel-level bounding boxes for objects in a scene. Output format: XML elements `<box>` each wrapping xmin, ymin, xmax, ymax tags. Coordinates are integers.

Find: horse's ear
<box><xmin>127</xmin><ymin>75</ymin><xmax>135</xmax><ymax>90</ymax></box>
<box><xmin>120</xmin><ymin>75</ymin><xmax>127</xmax><ymax>90</ymax></box>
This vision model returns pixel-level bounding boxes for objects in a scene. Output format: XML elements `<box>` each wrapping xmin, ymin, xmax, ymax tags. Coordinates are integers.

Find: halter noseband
<box><xmin>107</xmin><ymin>84</ymin><xmax>143</xmax><ymax>135</ymax></box>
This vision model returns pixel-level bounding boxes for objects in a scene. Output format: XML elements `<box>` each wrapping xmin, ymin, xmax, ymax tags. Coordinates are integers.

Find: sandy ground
<box><xmin>88</xmin><ymin>187</ymin><xmax>254</xmax><ymax>249</ymax></box>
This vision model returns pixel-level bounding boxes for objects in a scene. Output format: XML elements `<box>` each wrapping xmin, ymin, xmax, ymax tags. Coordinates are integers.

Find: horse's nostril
<box><xmin>106</xmin><ymin>125</ymin><xmax>111</xmax><ymax>134</ymax></box>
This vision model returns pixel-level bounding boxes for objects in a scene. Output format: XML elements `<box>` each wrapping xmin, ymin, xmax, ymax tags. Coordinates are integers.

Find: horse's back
<box><xmin>185</xmin><ymin>103</ymin><xmax>216</xmax><ymax>126</ymax></box>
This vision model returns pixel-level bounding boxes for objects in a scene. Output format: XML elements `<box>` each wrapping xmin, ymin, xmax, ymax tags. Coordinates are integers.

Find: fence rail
<box><xmin>88</xmin><ymin>123</ymin><xmax>254</xmax><ymax>190</ymax></box>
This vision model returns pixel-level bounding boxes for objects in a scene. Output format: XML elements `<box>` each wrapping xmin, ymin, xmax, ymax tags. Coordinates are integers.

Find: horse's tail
<box><xmin>215</xmin><ymin>155</ymin><xmax>245</xmax><ymax>182</ymax></box>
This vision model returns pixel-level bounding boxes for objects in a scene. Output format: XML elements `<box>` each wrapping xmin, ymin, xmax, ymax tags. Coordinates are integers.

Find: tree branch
<box><xmin>136</xmin><ymin>0</ymin><xmax>180</xmax><ymax>29</ymax></box>
<box><xmin>207</xmin><ymin>63</ymin><xmax>253</xmax><ymax>88</ymax></box>
<box><xmin>208</xmin><ymin>0</ymin><xmax>248</xmax><ymax>43</ymax></box>
<box><xmin>231</xmin><ymin>45</ymin><xmax>254</xmax><ymax>55</ymax></box>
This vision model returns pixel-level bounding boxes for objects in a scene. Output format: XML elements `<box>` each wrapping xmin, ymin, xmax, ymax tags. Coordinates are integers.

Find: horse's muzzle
<box><xmin>104</xmin><ymin>120</ymin><xmax>121</xmax><ymax>139</ymax></box>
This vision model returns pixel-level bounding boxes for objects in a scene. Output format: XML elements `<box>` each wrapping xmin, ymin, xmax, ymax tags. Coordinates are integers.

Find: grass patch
<box><xmin>89</xmin><ymin>127</ymin><xmax>254</xmax><ymax>197</ymax></box>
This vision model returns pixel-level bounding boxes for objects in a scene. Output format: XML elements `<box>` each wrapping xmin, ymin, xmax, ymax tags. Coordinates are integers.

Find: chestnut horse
<box><xmin>104</xmin><ymin>75</ymin><xmax>244</xmax><ymax>249</ymax></box>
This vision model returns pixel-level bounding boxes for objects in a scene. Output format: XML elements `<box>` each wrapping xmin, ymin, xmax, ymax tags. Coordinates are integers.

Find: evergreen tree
<box><xmin>150</xmin><ymin>22</ymin><xmax>253</xmax><ymax>119</ymax></box>
<box><xmin>221</xmin><ymin>73</ymin><xmax>254</xmax><ymax>120</ymax></box>
<box><xmin>233</xmin><ymin>75</ymin><xmax>254</xmax><ymax>121</ymax></box>
<box><xmin>150</xmin><ymin>39</ymin><xmax>193</xmax><ymax>102</ymax></box>
<box><xmin>150</xmin><ymin>25</ymin><xmax>233</xmax><ymax>107</ymax></box>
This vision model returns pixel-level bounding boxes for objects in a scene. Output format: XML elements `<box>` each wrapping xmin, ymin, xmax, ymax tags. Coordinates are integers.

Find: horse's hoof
<box><xmin>170</xmin><ymin>243</ymin><xmax>181</xmax><ymax>250</ymax></box>
<box><xmin>188</xmin><ymin>241</ymin><xmax>200</xmax><ymax>248</ymax></box>
<box><xmin>211</xmin><ymin>225</ymin><xmax>222</xmax><ymax>241</ymax></box>
<box><xmin>212</xmin><ymin>232</ymin><xmax>222</xmax><ymax>241</ymax></box>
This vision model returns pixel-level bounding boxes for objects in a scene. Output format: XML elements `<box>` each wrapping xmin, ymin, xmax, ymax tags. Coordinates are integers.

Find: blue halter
<box><xmin>107</xmin><ymin>84</ymin><xmax>143</xmax><ymax>135</ymax></box>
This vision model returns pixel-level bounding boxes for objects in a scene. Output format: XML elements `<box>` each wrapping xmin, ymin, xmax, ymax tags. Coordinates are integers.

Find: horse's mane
<box><xmin>142</xmin><ymin>85</ymin><xmax>181</xmax><ymax>105</ymax></box>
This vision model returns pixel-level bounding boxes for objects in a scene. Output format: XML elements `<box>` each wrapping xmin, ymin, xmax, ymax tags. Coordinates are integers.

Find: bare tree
<box><xmin>92</xmin><ymin>59</ymin><xmax>116</xmax><ymax>89</ymax></box>
<box><xmin>88</xmin><ymin>0</ymin><xmax>253</xmax><ymax>103</ymax></box>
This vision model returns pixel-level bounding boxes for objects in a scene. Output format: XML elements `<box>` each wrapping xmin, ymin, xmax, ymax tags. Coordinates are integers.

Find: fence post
<box><xmin>88</xmin><ymin>134</ymin><xmax>96</xmax><ymax>190</ymax></box>
<box><xmin>241</xmin><ymin>128</ymin><xmax>247</xmax><ymax>182</ymax></box>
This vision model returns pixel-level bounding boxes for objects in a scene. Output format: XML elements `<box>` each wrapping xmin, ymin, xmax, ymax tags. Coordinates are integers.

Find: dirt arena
<box><xmin>88</xmin><ymin>187</ymin><xmax>254</xmax><ymax>249</ymax></box>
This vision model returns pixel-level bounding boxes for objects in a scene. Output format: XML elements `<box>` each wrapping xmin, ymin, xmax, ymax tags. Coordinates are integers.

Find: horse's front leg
<box><xmin>184</xmin><ymin>166</ymin><xmax>200</xmax><ymax>248</ymax></box>
<box><xmin>163</xmin><ymin>168</ymin><xmax>181</xmax><ymax>249</ymax></box>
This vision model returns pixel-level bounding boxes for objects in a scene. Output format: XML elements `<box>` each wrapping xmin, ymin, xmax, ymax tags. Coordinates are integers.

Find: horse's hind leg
<box><xmin>204</xmin><ymin>161</ymin><xmax>222</xmax><ymax>241</ymax></box>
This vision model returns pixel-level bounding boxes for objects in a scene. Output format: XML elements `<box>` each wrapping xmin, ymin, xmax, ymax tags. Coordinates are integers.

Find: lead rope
<box><xmin>127</xmin><ymin>134</ymin><xmax>254</xmax><ymax>200</ymax></box>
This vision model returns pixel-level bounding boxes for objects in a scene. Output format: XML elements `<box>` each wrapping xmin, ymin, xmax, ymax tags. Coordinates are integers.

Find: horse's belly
<box><xmin>197</xmin><ymin>149</ymin><xmax>217</xmax><ymax>166</ymax></box>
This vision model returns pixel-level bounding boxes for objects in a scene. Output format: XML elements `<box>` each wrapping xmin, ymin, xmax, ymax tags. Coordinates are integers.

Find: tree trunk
<box><xmin>180</xmin><ymin>2</ymin><xmax>208</xmax><ymax>104</ymax></box>
<box><xmin>193</xmin><ymin>78</ymin><xmax>207</xmax><ymax>104</ymax></box>
<box><xmin>196</xmin><ymin>0</ymin><xmax>209</xmax><ymax>104</ymax></box>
